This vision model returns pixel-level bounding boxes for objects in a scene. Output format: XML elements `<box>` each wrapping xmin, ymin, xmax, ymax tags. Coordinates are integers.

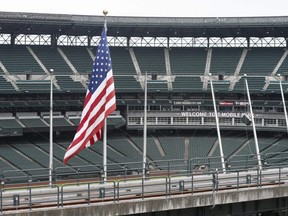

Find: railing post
<box><xmin>279</xmin><ymin>167</ymin><xmax>281</xmax><ymax>185</ymax></box>
<box><xmin>88</xmin><ymin>183</ymin><xmax>91</xmax><ymax>205</ymax></box>
<box><xmin>237</xmin><ymin>171</ymin><xmax>239</xmax><ymax>189</ymax></box>
<box><xmin>0</xmin><ymin>189</ymin><xmax>2</xmax><ymax>213</ymax></box>
<box><xmin>117</xmin><ymin>181</ymin><xmax>120</xmax><ymax>202</ymax></box>
<box><xmin>29</xmin><ymin>187</ymin><xmax>32</xmax><ymax>210</ymax></box>
<box><xmin>57</xmin><ymin>186</ymin><xmax>60</xmax><ymax>207</ymax></box>
<box><xmin>142</xmin><ymin>178</ymin><xmax>144</xmax><ymax>199</ymax></box>
<box><xmin>168</xmin><ymin>161</ymin><xmax>170</xmax><ymax>177</ymax></box>
<box><xmin>191</xmin><ymin>174</ymin><xmax>194</xmax><ymax>194</ymax></box>
<box><xmin>165</xmin><ymin>177</ymin><xmax>168</xmax><ymax>197</ymax></box>
<box><xmin>54</xmin><ymin>167</ymin><xmax>58</xmax><ymax>185</ymax></box>
<box><xmin>113</xmin><ymin>181</ymin><xmax>116</xmax><ymax>202</ymax></box>
<box><xmin>257</xmin><ymin>168</ymin><xmax>261</xmax><ymax>187</ymax></box>
<box><xmin>208</xmin><ymin>157</ymin><xmax>211</xmax><ymax>172</ymax></box>
<box><xmin>61</xmin><ymin>186</ymin><xmax>64</xmax><ymax>207</ymax></box>
<box><xmin>168</xmin><ymin>176</ymin><xmax>171</xmax><ymax>196</ymax></box>
<box><xmin>187</xmin><ymin>159</ymin><xmax>190</xmax><ymax>176</ymax></box>
<box><xmin>77</xmin><ymin>168</ymin><xmax>81</xmax><ymax>186</ymax></box>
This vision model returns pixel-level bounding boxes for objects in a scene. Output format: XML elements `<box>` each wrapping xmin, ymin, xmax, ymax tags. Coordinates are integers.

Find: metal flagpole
<box><xmin>49</xmin><ymin>69</ymin><xmax>54</xmax><ymax>187</ymax></box>
<box><xmin>143</xmin><ymin>72</ymin><xmax>148</xmax><ymax>178</ymax></box>
<box><xmin>102</xmin><ymin>9</ymin><xmax>108</xmax><ymax>182</ymax></box>
<box><xmin>278</xmin><ymin>74</ymin><xmax>288</xmax><ymax>133</ymax></box>
<box><xmin>209</xmin><ymin>74</ymin><xmax>226</xmax><ymax>172</ymax></box>
<box><xmin>103</xmin><ymin>119</ymin><xmax>107</xmax><ymax>182</ymax></box>
<box><xmin>243</xmin><ymin>74</ymin><xmax>262</xmax><ymax>170</ymax></box>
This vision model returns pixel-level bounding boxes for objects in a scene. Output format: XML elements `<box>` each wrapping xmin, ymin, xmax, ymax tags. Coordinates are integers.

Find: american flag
<box><xmin>64</xmin><ymin>28</ymin><xmax>116</xmax><ymax>164</ymax></box>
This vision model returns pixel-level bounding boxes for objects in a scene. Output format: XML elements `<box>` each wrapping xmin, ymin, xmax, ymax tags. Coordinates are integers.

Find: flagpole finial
<box><xmin>103</xmin><ymin>9</ymin><xmax>108</xmax><ymax>17</ymax></box>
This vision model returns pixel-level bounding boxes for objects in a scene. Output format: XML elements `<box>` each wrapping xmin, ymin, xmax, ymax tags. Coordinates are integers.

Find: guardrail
<box><xmin>1</xmin><ymin>166</ymin><xmax>288</xmax><ymax>213</ymax></box>
<box><xmin>2</xmin><ymin>153</ymin><xmax>288</xmax><ymax>187</ymax></box>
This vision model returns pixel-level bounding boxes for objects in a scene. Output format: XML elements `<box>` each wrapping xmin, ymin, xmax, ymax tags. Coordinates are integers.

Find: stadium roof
<box><xmin>0</xmin><ymin>11</ymin><xmax>288</xmax><ymax>37</ymax></box>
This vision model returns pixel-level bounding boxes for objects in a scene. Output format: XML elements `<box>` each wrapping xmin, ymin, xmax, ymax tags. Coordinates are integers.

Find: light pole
<box><xmin>209</xmin><ymin>73</ymin><xmax>226</xmax><ymax>172</ymax></box>
<box><xmin>278</xmin><ymin>74</ymin><xmax>288</xmax><ymax>133</ymax></box>
<box><xmin>143</xmin><ymin>72</ymin><xmax>147</xmax><ymax>178</ymax></box>
<box><xmin>49</xmin><ymin>69</ymin><xmax>54</xmax><ymax>187</ymax></box>
<box><xmin>243</xmin><ymin>74</ymin><xmax>262</xmax><ymax>170</ymax></box>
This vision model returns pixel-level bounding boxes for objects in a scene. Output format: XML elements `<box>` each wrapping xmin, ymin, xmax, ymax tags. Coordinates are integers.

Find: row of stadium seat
<box><xmin>1</xmin><ymin>130</ymin><xmax>288</xmax><ymax>180</ymax></box>
<box><xmin>1</xmin><ymin>46</ymin><xmax>286</xmax><ymax>76</ymax></box>
<box><xmin>0</xmin><ymin>46</ymin><xmax>287</xmax><ymax>93</ymax></box>
<box><xmin>0</xmin><ymin>112</ymin><xmax>125</xmax><ymax>131</ymax></box>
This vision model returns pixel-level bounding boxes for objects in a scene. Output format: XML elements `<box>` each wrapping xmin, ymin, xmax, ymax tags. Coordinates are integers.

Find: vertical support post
<box><xmin>143</xmin><ymin>72</ymin><xmax>148</xmax><ymax>178</ymax></box>
<box><xmin>49</xmin><ymin>69</ymin><xmax>54</xmax><ymax>187</ymax></box>
<box><xmin>103</xmin><ymin>119</ymin><xmax>107</xmax><ymax>182</ymax></box>
<box><xmin>278</xmin><ymin>74</ymin><xmax>288</xmax><ymax>133</ymax></box>
<box><xmin>209</xmin><ymin>73</ymin><xmax>226</xmax><ymax>172</ymax></box>
<box><xmin>244</xmin><ymin>74</ymin><xmax>262</xmax><ymax>170</ymax></box>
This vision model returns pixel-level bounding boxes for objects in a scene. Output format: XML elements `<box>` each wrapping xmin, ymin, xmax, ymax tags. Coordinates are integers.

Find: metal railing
<box><xmin>1</xmin><ymin>166</ymin><xmax>288</xmax><ymax>213</ymax></box>
<box><xmin>2</xmin><ymin>153</ymin><xmax>288</xmax><ymax>187</ymax></box>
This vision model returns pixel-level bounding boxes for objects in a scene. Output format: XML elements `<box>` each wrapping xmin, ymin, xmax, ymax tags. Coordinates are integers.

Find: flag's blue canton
<box><xmin>89</xmin><ymin>29</ymin><xmax>112</xmax><ymax>94</ymax></box>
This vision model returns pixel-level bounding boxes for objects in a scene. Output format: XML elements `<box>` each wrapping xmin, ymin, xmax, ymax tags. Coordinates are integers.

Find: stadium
<box><xmin>1</xmin><ymin>11</ymin><xmax>288</xmax><ymax>216</ymax></box>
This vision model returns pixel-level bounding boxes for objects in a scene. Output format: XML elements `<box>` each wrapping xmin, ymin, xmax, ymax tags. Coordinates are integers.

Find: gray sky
<box><xmin>1</xmin><ymin>0</ymin><xmax>288</xmax><ymax>17</ymax></box>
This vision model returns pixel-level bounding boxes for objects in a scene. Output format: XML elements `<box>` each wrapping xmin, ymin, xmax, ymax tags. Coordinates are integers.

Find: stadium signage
<box><xmin>219</xmin><ymin>101</ymin><xmax>234</xmax><ymax>106</ymax></box>
<box><xmin>173</xmin><ymin>101</ymin><xmax>202</xmax><ymax>105</ymax></box>
<box><xmin>180</xmin><ymin>112</ymin><xmax>247</xmax><ymax>118</ymax></box>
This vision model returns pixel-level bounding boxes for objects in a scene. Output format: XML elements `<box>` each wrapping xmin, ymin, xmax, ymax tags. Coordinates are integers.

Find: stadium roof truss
<box><xmin>0</xmin><ymin>12</ymin><xmax>288</xmax><ymax>47</ymax></box>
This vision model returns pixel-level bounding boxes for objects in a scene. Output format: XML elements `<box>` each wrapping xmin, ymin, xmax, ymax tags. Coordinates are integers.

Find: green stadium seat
<box><xmin>0</xmin><ymin>45</ymin><xmax>44</xmax><ymax>74</ymax></box>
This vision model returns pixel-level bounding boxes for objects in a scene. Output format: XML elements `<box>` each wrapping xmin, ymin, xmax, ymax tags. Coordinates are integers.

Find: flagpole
<box><xmin>244</xmin><ymin>74</ymin><xmax>262</xmax><ymax>170</ymax></box>
<box><xmin>102</xmin><ymin>9</ymin><xmax>108</xmax><ymax>182</ymax></box>
<box><xmin>278</xmin><ymin>74</ymin><xmax>288</xmax><ymax>133</ymax></box>
<box><xmin>103</xmin><ymin>119</ymin><xmax>107</xmax><ymax>182</ymax></box>
<box><xmin>49</xmin><ymin>69</ymin><xmax>54</xmax><ymax>187</ymax></box>
<box><xmin>209</xmin><ymin>74</ymin><xmax>226</xmax><ymax>173</ymax></box>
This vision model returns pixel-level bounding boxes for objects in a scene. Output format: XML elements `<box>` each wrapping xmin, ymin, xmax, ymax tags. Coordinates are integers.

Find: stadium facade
<box><xmin>1</xmin><ymin>11</ymin><xmax>288</xmax><ymax>215</ymax></box>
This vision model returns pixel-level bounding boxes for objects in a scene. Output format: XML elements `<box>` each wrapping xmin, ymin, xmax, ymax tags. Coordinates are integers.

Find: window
<box><xmin>147</xmin><ymin>117</ymin><xmax>156</xmax><ymax>125</ymax></box>
<box><xmin>204</xmin><ymin>117</ymin><xmax>215</xmax><ymax>125</ymax></box>
<box><xmin>173</xmin><ymin>117</ymin><xmax>186</xmax><ymax>125</ymax></box>
<box><xmin>264</xmin><ymin>118</ymin><xmax>276</xmax><ymax>126</ymax></box>
<box><xmin>128</xmin><ymin>117</ymin><xmax>141</xmax><ymax>125</ymax></box>
<box><xmin>219</xmin><ymin>118</ymin><xmax>232</xmax><ymax>125</ymax></box>
<box><xmin>158</xmin><ymin>117</ymin><xmax>171</xmax><ymax>125</ymax></box>
<box><xmin>278</xmin><ymin>119</ymin><xmax>287</xmax><ymax>127</ymax></box>
<box><xmin>188</xmin><ymin>117</ymin><xmax>201</xmax><ymax>125</ymax></box>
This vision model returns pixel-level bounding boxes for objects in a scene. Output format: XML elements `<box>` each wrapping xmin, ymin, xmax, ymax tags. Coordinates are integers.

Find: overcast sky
<box><xmin>1</xmin><ymin>0</ymin><xmax>288</xmax><ymax>17</ymax></box>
